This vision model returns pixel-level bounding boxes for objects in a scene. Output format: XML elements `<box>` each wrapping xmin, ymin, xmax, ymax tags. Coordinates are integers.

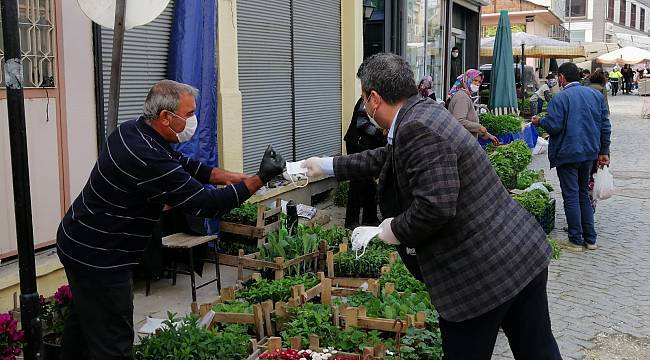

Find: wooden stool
<box><xmin>158</xmin><ymin>233</ymin><xmax>220</xmax><ymax>302</ymax></box>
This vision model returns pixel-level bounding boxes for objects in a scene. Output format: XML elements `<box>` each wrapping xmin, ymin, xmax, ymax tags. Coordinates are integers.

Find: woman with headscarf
<box><xmin>447</xmin><ymin>69</ymin><xmax>499</xmax><ymax>145</ymax></box>
<box><xmin>418</xmin><ymin>75</ymin><xmax>437</xmax><ymax>101</ymax></box>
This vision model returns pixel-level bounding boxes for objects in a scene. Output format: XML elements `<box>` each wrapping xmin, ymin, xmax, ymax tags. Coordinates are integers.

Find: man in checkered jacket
<box><xmin>304</xmin><ymin>54</ymin><xmax>561</xmax><ymax>359</ymax></box>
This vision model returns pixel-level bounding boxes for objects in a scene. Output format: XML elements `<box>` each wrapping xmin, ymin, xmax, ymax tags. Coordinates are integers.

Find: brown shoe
<box><xmin>559</xmin><ymin>240</ymin><xmax>585</xmax><ymax>252</ymax></box>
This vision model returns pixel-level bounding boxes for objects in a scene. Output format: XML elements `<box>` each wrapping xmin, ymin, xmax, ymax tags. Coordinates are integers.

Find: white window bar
<box><xmin>0</xmin><ymin>0</ymin><xmax>56</xmax><ymax>88</ymax></box>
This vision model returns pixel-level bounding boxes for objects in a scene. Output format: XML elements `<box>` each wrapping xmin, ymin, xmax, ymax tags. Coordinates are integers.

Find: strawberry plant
<box><xmin>379</xmin><ymin>261</ymin><xmax>426</xmax><ymax>293</ymax></box>
<box><xmin>222</xmin><ymin>203</ymin><xmax>258</xmax><ymax>225</ymax></box>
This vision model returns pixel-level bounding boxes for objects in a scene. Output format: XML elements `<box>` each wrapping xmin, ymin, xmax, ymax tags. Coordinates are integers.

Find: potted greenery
<box><xmin>0</xmin><ymin>312</ymin><xmax>24</xmax><ymax>360</ymax></box>
<box><xmin>41</xmin><ymin>284</ymin><xmax>72</xmax><ymax>360</ymax></box>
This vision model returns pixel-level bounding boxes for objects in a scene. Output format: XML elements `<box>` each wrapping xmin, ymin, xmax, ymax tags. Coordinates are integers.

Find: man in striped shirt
<box><xmin>56</xmin><ymin>80</ymin><xmax>285</xmax><ymax>359</ymax></box>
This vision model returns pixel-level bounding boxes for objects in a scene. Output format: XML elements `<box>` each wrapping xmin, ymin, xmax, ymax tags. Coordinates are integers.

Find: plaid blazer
<box><xmin>334</xmin><ymin>95</ymin><xmax>551</xmax><ymax>322</ymax></box>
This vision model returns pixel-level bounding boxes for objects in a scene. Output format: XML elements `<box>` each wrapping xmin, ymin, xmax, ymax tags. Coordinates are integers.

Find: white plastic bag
<box><xmin>523</xmin><ymin>182</ymin><xmax>550</xmax><ymax>194</ymax></box>
<box><xmin>350</xmin><ymin>226</ymin><xmax>380</xmax><ymax>259</ymax></box>
<box><xmin>532</xmin><ymin>137</ymin><xmax>548</xmax><ymax>155</ymax></box>
<box><xmin>593</xmin><ymin>166</ymin><xmax>615</xmax><ymax>200</ymax></box>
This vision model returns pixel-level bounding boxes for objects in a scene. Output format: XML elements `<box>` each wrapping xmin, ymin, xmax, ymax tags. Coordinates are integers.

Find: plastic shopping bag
<box><xmin>593</xmin><ymin>166</ymin><xmax>615</xmax><ymax>200</ymax></box>
<box><xmin>532</xmin><ymin>137</ymin><xmax>548</xmax><ymax>155</ymax></box>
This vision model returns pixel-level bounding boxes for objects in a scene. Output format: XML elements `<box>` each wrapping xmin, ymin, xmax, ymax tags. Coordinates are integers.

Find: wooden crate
<box><xmin>220</xmin><ymin>199</ymin><xmax>282</xmax><ymax>247</ymax></box>
<box><xmin>326</xmin><ymin>243</ymin><xmax>397</xmax><ymax>296</ymax></box>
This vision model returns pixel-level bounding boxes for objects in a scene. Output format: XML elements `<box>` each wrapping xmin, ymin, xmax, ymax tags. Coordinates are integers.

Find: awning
<box><xmin>481</xmin><ymin>32</ymin><xmax>584</xmax><ymax>58</ymax></box>
<box><xmin>596</xmin><ymin>46</ymin><xmax>650</xmax><ymax>65</ymax></box>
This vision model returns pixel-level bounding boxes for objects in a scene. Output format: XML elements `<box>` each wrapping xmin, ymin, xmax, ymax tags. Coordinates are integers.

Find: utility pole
<box><xmin>0</xmin><ymin>1</ymin><xmax>42</xmax><ymax>359</ymax></box>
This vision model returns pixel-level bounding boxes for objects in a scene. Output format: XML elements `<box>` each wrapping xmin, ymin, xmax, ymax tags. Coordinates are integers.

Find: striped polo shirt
<box><xmin>56</xmin><ymin>117</ymin><xmax>250</xmax><ymax>274</ymax></box>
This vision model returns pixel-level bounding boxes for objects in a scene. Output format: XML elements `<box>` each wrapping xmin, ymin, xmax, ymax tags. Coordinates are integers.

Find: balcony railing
<box><xmin>549</xmin><ymin>24</ymin><xmax>570</xmax><ymax>42</ymax></box>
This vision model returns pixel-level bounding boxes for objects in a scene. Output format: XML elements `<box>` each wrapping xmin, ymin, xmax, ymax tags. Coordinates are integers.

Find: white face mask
<box><xmin>169</xmin><ymin>113</ymin><xmax>198</xmax><ymax>143</ymax></box>
<box><xmin>470</xmin><ymin>84</ymin><xmax>480</xmax><ymax>93</ymax></box>
<box><xmin>452</xmin><ymin>52</ymin><xmax>459</xmax><ymax>58</ymax></box>
<box><xmin>364</xmin><ymin>97</ymin><xmax>382</xmax><ymax>129</ymax></box>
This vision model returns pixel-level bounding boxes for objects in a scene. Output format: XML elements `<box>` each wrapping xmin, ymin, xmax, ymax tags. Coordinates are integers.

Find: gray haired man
<box><xmin>57</xmin><ymin>79</ymin><xmax>285</xmax><ymax>359</ymax></box>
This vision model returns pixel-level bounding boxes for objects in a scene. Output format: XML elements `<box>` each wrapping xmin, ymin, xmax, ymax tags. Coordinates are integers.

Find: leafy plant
<box><xmin>479</xmin><ymin>113</ymin><xmax>523</xmax><ymax>135</ymax></box>
<box><xmin>217</xmin><ymin>234</ymin><xmax>258</xmax><ymax>256</ymax></box>
<box><xmin>516</xmin><ymin>169</ymin><xmax>541</xmax><ymax>190</ymax></box>
<box><xmin>212</xmin><ymin>300</ymin><xmax>253</xmax><ymax>314</ymax></box>
<box><xmin>280</xmin><ymin>303</ymin><xmax>338</xmax><ymax>348</ymax></box>
<box><xmin>259</xmin><ymin>222</ymin><xmax>320</xmax><ymax>275</ymax></box>
<box><xmin>134</xmin><ymin>313</ymin><xmax>250</xmax><ymax>360</ymax></box>
<box><xmin>379</xmin><ymin>260</ymin><xmax>426</xmax><ymax>293</ymax></box>
<box><xmin>389</xmin><ymin>327</ymin><xmax>443</xmax><ymax>360</ymax></box>
<box><xmin>304</xmin><ymin>225</ymin><xmax>350</xmax><ymax>249</ymax></box>
<box><xmin>236</xmin><ymin>274</ymin><xmax>320</xmax><ymax>304</ymax></box>
<box><xmin>488</xmin><ymin>140</ymin><xmax>533</xmax><ymax>189</ymax></box>
<box><xmin>513</xmin><ymin>189</ymin><xmax>551</xmax><ymax>219</ymax></box>
<box><xmin>335</xmin><ymin>289</ymin><xmax>436</xmax><ymax>326</ymax></box>
<box><xmin>334</xmin><ymin>241</ymin><xmax>393</xmax><ymax>278</ymax></box>
<box><xmin>222</xmin><ymin>203</ymin><xmax>258</xmax><ymax>225</ymax></box>
<box><xmin>334</xmin><ymin>181</ymin><xmax>350</xmax><ymax>207</ymax></box>
<box><xmin>548</xmin><ymin>237</ymin><xmax>561</xmax><ymax>260</ymax></box>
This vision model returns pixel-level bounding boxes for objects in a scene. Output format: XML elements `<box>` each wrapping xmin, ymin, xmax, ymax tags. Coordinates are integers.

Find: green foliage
<box><xmin>487</xmin><ymin>140</ymin><xmax>533</xmax><ymax>189</ymax></box>
<box><xmin>222</xmin><ymin>203</ymin><xmax>258</xmax><ymax>225</ymax></box>
<box><xmin>334</xmin><ymin>240</ymin><xmax>393</xmax><ymax>278</ymax></box>
<box><xmin>259</xmin><ymin>222</ymin><xmax>320</xmax><ymax>275</ymax></box>
<box><xmin>212</xmin><ymin>300</ymin><xmax>252</xmax><ymax>314</ymax></box>
<box><xmin>379</xmin><ymin>261</ymin><xmax>426</xmax><ymax>293</ymax></box>
<box><xmin>217</xmin><ymin>235</ymin><xmax>258</xmax><ymax>256</ymax></box>
<box><xmin>303</xmin><ymin>225</ymin><xmax>350</xmax><ymax>248</ymax></box>
<box><xmin>334</xmin><ymin>289</ymin><xmax>437</xmax><ymax>327</ymax></box>
<box><xmin>332</xmin><ymin>329</ymin><xmax>394</xmax><ymax>353</ymax></box>
<box><xmin>479</xmin><ymin>113</ymin><xmax>523</xmax><ymax>135</ymax></box>
<box><xmin>334</xmin><ymin>181</ymin><xmax>350</xmax><ymax>207</ymax></box>
<box><xmin>513</xmin><ymin>189</ymin><xmax>551</xmax><ymax>219</ymax></box>
<box><xmin>133</xmin><ymin>313</ymin><xmax>250</xmax><ymax>360</ymax></box>
<box><xmin>548</xmin><ymin>237</ymin><xmax>561</xmax><ymax>260</ymax></box>
<box><xmin>280</xmin><ymin>303</ymin><xmax>338</xmax><ymax>348</ymax></box>
<box><xmin>390</xmin><ymin>327</ymin><xmax>444</xmax><ymax>360</ymax></box>
<box><xmin>516</xmin><ymin>169</ymin><xmax>541</xmax><ymax>190</ymax></box>
<box><xmin>235</xmin><ymin>274</ymin><xmax>320</xmax><ymax>304</ymax></box>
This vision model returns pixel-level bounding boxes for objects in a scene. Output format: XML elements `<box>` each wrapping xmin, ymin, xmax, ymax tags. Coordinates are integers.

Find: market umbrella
<box><xmin>596</xmin><ymin>46</ymin><xmax>650</xmax><ymax>65</ymax></box>
<box><xmin>488</xmin><ymin>11</ymin><xmax>518</xmax><ymax>115</ymax></box>
<box><xmin>480</xmin><ymin>32</ymin><xmax>584</xmax><ymax>58</ymax></box>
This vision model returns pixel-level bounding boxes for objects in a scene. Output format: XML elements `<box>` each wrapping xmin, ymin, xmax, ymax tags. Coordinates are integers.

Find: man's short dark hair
<box><xmin>558</xmin><ymin>62</ymin><xmax>580</xmax><ymax>83</ymax></box>
<box><xmin>452</xmin><ymin>46</ymin><xmax>460</xmax><ymax>52</ymax></box>
<box><xmin>356</xmin><ymin>53</ymin><xmax>418</xmax><ymax>105</ymax></box>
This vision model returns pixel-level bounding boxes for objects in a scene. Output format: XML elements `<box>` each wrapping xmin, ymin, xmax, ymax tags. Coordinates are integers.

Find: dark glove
<box><xmin>256</xmin><ymin>145</ymin><xmax>286</xmax><ymax>183</ymax></box>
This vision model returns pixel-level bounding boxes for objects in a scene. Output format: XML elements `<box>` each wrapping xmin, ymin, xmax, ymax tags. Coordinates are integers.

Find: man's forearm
<box><xmin>210</xmin><ymin>168</ymin><xmax>250</xmax><ymax>185</ymax></box>
<box><xmin>243</xmin><ymin>176</ymin><xmax>264</xmax><ymax>195</ymax></box>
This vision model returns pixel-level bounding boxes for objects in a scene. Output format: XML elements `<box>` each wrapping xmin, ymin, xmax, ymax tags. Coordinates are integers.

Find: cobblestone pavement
<box><xmin>492</xmin><ymin>94</ymin><xmax>650</xmax><ymax>359</ymax></box>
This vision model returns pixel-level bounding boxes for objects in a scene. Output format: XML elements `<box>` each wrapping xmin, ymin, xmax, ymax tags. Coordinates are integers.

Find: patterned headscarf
<box><xmin>418</xmin><ymin>76</ymin><xmax>434</xmax><ymax>97</ymax></box>
<box><xmin>449</xmin><ymin>69</ymin><xmax>483</xmax><ymax>97</ymax></box>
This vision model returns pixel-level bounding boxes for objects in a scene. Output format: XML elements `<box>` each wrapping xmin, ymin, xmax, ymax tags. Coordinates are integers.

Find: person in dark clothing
<box><xmin>450</xmin><ymin>46</ymin><xmax>463</xmax><ymax>87</ymax></box>
<box><xmin>418</xmin><ymin>75</ymin><xmax>437</xmax><ymax>101</ymax></box>
<box><xmin>622</xmin><ymin>64</ymin><xmax>634</xmax><ymax>94</ymax></box>
<box><xmin>57</xmin><ymin>80</ymin><xmax>286</xmax><ymax>360</ymax></box>
<box><xmin>343</xmin><ymin>97</ymin><xmax>386</xmax><ymax>229</ymax></box>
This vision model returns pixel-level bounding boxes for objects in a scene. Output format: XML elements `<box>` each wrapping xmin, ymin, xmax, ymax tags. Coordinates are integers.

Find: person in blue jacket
<box><xmin>532</xmin><ymin>62</ymin><xmax>611</xmax><ymax>252</ymax></box>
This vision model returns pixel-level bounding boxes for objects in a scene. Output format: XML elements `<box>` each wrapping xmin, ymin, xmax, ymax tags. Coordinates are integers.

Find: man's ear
<box><xmin>159</xmin><ymin>110</ymin><xmax>171</xmax><ymax>126</ymax></box>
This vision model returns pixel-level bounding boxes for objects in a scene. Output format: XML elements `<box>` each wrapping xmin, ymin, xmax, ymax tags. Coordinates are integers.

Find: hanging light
<box><xmin>363</xmin><ymin>0</ymin><xmax>376</xmax><ymax>20</ymax></box>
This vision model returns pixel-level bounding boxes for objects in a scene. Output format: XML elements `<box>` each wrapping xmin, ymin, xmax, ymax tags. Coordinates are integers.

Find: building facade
<box><xmin>0</xmin><ymin>0</ymin><xmax>363</xmax><ymax>258</ymax></box>
<box><xmin>566</xmin><ymin>0</ymin><xmax>650</xmax><ymax>42</ymax></box>
<box><xmin>364</xmin><ymin>0</ymin><xmax>487</xmax><ymax>100</ymax></box>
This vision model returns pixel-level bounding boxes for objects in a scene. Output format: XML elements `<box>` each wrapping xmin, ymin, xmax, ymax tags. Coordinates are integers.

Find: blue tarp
<box><xmin>479</xmin><ymin>124</ymin><xmax>539</xmax><ymax>148</ymax></box>
<box><xmin>168</xmin><ymin>0</ymin><xmax>219</xmax><ymax>234</ymax></box>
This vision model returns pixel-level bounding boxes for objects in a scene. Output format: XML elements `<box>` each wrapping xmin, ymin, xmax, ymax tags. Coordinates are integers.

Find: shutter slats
<box><xmin>294</xmin><ymin>1</ymin><xmax>341</xmax><ymax>159</ymax></box>
<box><xmin>238</xmin><ymin>1</ymin><xmax>293</xmax><ymax>173</ymax></box>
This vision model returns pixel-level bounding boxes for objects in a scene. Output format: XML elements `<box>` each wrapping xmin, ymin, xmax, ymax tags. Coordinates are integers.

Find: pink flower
<box><xmin>54</xmin><ymin>285</ymin><xmax>72</xmax><ymax>306</ymax></box>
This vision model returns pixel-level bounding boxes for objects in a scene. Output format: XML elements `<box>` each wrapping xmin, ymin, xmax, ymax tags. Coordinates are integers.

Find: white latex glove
<box><xmin>378</xmin><ymin>218</ymin><xmax>400</xmax><ymax>245</ymax></box>
<box><xmin>303</xmin><ymin>157</ymin><xmax>332</xmax><ymax>177</ymax></box>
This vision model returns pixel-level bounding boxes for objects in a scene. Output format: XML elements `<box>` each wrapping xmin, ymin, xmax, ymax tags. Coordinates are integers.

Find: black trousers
<box><xmin>345</xmin><ymin>178</ymin><xmax>379</xmax><ymax>228</ymax></box>
<box><xmin>610</xmin><ymin>81</ymin><xmax>619</xmax><ymax>96</ymax></box>
<box><xmin>438</xmin><ymin>268</ymin><xmax>561</xmax><ymax>360</ymax></box>
<box><xmin>62</xmin><ymin>267</ymin><xmax>134</xmax><ymax>360</ymax></box>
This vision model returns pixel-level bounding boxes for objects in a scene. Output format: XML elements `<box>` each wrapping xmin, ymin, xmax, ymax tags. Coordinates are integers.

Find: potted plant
<box><xmin>0</xmin><ymin>312</ymin><xmax>25</xmax><ymax>360</ymax></box>
<box><xmin>41</xmin><ymin>284</ymin><xmax>72</xmax><ymax>360</ymax></box>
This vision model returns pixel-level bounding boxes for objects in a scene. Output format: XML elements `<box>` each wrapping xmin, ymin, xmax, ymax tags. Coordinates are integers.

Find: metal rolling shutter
<box><xmin>100</xmin><ymin>1</ymin><xmax>175</xmax><ymax>137</ymax></box>
<box><xmin>293</xmin><ymin>0</ymin><xmax>342</xmax><ymax>159</ymax></box>
<box><xmin>238</xmin><ymin>1</ymin><xmax>293</xmax><ymax>174</ymax></box>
